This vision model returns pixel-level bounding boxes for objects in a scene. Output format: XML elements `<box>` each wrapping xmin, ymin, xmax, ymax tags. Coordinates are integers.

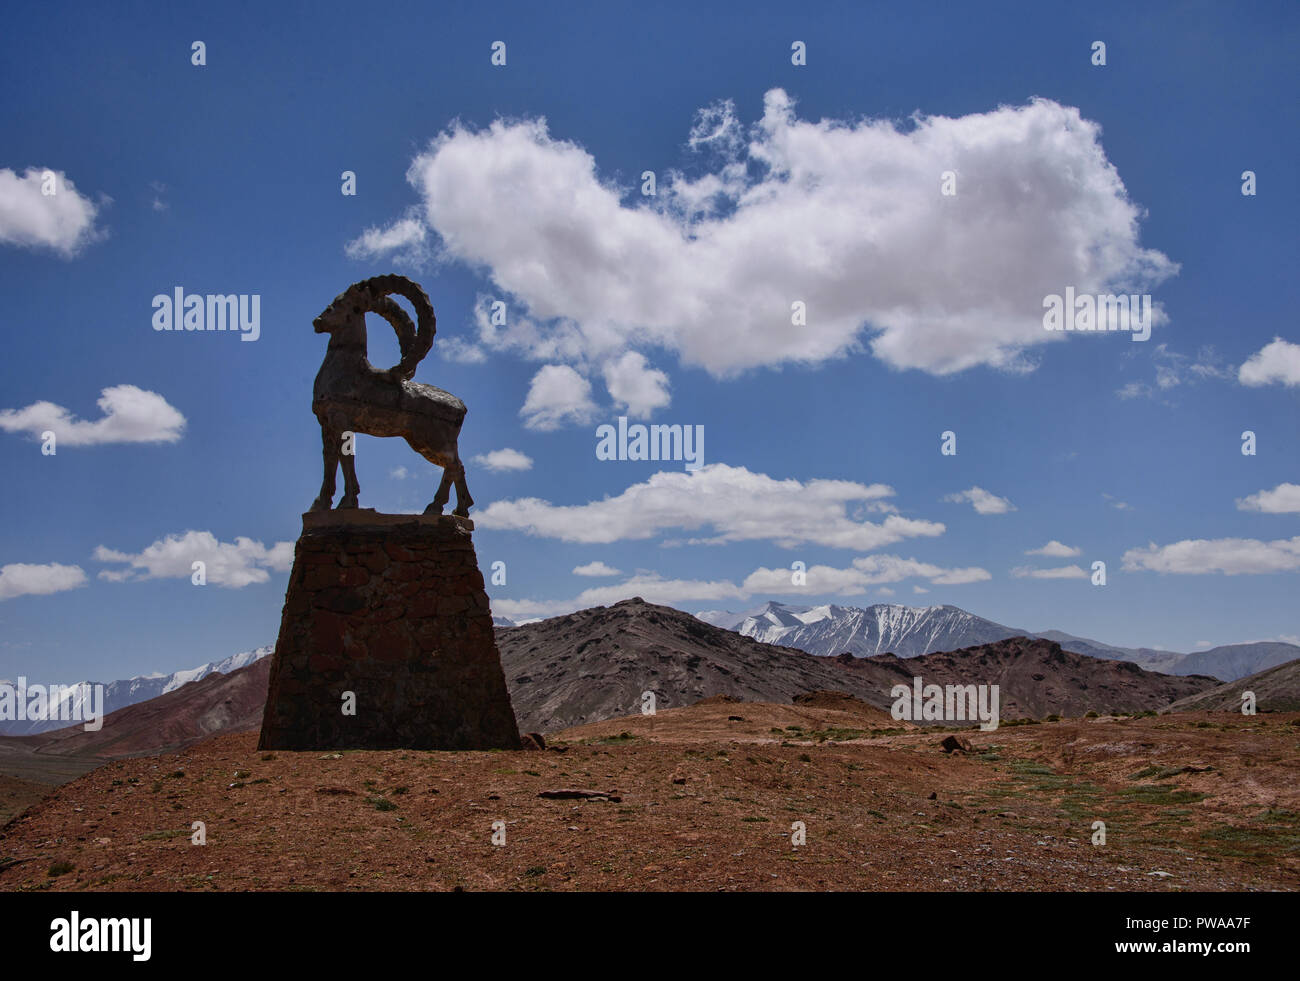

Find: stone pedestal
<box><xmin>257</xmin><ymin>510</ymin><xmax>521</xmax><ymax>751</ymax></box>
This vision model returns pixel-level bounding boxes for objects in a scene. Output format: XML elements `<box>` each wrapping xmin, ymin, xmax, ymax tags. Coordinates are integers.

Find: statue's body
<box><xmin>310</xmin><ymin>275</ymin><xmax>473</xmax><ymax>517</ymax></box>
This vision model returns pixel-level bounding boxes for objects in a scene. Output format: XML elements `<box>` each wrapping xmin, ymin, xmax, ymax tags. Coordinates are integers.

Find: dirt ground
<box><xmin>1</xmin><ymin>702</ymin><xmax>1297</xmax><ymax>891</ymax></box>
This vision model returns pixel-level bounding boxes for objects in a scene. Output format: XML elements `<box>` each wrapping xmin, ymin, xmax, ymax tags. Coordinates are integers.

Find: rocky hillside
<box><xmin>1172</xmin><ymin>642</ymin><xmax>1300</xmax><ymax>681</ymax></box>
<box><xmin>848</xmin><ymin>637</ymin><xmax>1219</xmax><ymax>721</ymax></box>
<box><xmin>14</xmin><ymin>657</ymin><xmax>271</xmax><ymax>759</ymax></box>
<box><xmin>497</xmin><ymin>599</ymin><xmax>1220</xmax><ymax>731</ymax></box>
<box><xmin>496</xmin><ymin>598</ymin><xmax>892</xmax><ymax>731</ymax></box>
<box><xmin>1165</xmin><ymin>657</ymin><xmax>1300</xmax><ymax>713</ymax></box>
<box><xmin>0</xmin><ymin>646</ymin><xmax>273</xmax><ymax>736</ymax></box>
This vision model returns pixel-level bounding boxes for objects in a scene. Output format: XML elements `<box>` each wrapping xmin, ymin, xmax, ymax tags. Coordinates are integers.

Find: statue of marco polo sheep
<box><xmin>309</xmin><ymin>275</ymin><xmax>473</xmax><ymax>517</ymax></box>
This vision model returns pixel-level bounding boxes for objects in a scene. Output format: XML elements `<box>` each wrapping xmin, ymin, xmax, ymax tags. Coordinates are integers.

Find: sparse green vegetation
<box><xmin>800</xmin><ymin>727</ymin><xmax>870</xmax><ymax>742</ymax></box>
<box><xmin>1118</xmin><ymin>785</ymin><xmax>1206</xmax><ymax>806</ymax></box>
<box><xmin>1130</xmin><ymin>765</ymin><xmax>1206</xmax><ymax>781</ymax></box>
<box><xmin>141</xmin><ymin>828</ymin><xmax>189</xmax><ymax>841</ymax></box>
<box><xmin>1009</xmin><ymin>761</ymin><xmax>1056</xmax><ymax>776</ymax></box>
<box><xmin>589</xmin><ymin>732</ymin><xmax>638</xmax><ymax>745</ymax></box>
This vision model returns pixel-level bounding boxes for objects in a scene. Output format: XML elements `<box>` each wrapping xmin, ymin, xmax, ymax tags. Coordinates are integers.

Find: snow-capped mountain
<box><xmin>0</xmin><ymin>645</ymin><xmax>274</xmax><ymax>736</ymax></box>
<box><xmin>696</xmin><ymin>601</ymin><xmax>1300</xmax><ymax>681</ymax></box>
<box><xmin>697</xmin><ymin>601</ymin><xmax>1026</xmax><ymax>658</ymax></box>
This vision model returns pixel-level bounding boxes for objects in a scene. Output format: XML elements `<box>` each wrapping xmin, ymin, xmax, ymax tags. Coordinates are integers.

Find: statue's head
<box><xmin>312</xmin><ymin>277</ymin><xmax>435</xmax><ymax>381</ymax></box>
<box><xmin>313</xmin><ymin>283</ymin><xmax>369</xmax><ymax>335</ymax></box>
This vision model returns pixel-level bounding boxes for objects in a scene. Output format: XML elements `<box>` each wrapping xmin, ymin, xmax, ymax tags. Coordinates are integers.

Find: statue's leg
<box><xmin>451</xmin><ymin>456</ymin><xmax>473</xmax><ymax>517</ymax></box>
<box><xmin>427</xmin><ymin>467</ymin><xmax>452</xmax><ymax>515</ymax></box>
<box><xmin>338</xmin><ymin>439</ymin><xmax>360</xmax><ymax>510</ymax></box>
<box><xmin>403</xmin><ymin>430</ymin><xmax>452</xmax><ymax>516</ymax></box>
<box><xmin>323</xmin><ymin>414</ymin><xmax>358</xmax><ymax>509</ymax></box>
<box><xmin>310</xmin><ymin>424</ymin><xmax>338</xmax><ymax>511</ymax></box>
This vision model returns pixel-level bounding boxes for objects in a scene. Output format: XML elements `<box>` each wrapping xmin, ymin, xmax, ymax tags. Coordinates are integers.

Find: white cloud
<box><xmin>1162</xmin><ymin>346</ymin><xmax>1231</xmax><ymax>387</ymax></box>
<box><xmin>360</xmin><ymin>91</ymin><xmax>1174</xmax><ymax>380</ymax></box>
<box><xmin>344</xmin><ymin>215</ymin><xmax>428</xmax><ymax>264</ymax></box>
<box><xmin>912</xmin><ymin>585</ymin><xmax>929</xmax><ymax>594</ymax></box>
<box><xmin>572</xmin><ymin>561</ymin><xmax>621</xmax><ymax>577</ymax></box>
<box><xmin>1025</xmin><ymin>540</ymin><xmax>1081</xmax><ymax>557</ymax></box>
<box><xmin>742</xmin><ymin>554</ymin><xmax>990</xmax><ymax>594</ymax></box>
<box><xmin>94</xmin><ymin>530</ymin><xmax>295</xmax><ymax>588</ymax></box>
<box><xmin>0</xmin><ymin>562</ymin><xmax>87</xmax><ymax>601</ymax></box>
<box><xmin>438</xmin><ymin>337</ymin><xmax>489</xmax><ymax>364</ymax></box>
<box><xmin>1122</xmin><ymin>536</ymin><xmax>1300</xmax><ymax>576</ymax></box>
<box><xmin>149</xmin><ymin>180</ymin><xmax>168</xmax><ymax>213</ymax></box>
<box><xmin>390</xmin><ymin>466</ymin><xmax>409</xmax><ymax>479</ymax></box>
<box><xmin>475</xmin><ymin>463</ymin><xmax>944</xmax><ymax>549</ymax></box>
<box><xmin>0</xmin><ymin>385</ymin><xmax>185</xmax><ymax>447</ymax></box>
<box><xmin>1236</xmin><ymin>482</ymin><xmax>1300</xmax><ymax>514</ymax></box>
<box><xmin>1010</xmin><ymin>564</ymin><xmax>1088</xmax><ymax>579</ymax></box>
<box><xmin>1116</xmin><ymin>381</ymin><xmax>1153</xmax><ymax>400</ymax></box>
<box><xmin>0</xmin><ymin>167</ymin><xmax>104</xmax><ymax>256</ymax></box>
<box><xmin>495</xmin><ymin>553</ymin><xmax>986</xmax><ymax>619</ymax></box>
<box><xmin>876</xmin><ymin>587</ymin><xmax>895</xmax><ymax>596</ymax></box>
<box><xmin>472</xmin><ymin>447</ymin><xmax>534</xmax><ymax>472</ymax></box>
<box><xmin>943</xmin><ymin>486</ymin><xmax>1016</xmax><ymax>515</ymax></box>
<box><xmin>493</xmin><ymin>573</ymin><xmax>746</xmax><ymax>620</ymax></box>
<box><xmin>602</xmin><ymin>351</ymin><xmax>671</xmax><ymax>418</ymax></box>
<box><xmin>1239</xmin><ymin>338</ymin><xmax>1300</xmax><ymax>388</ymax></box>
<box><xmin>519</xmin><ymin>365</ymin><xmax>597</xmax><ymax>431</ymax></box>
<box><xmin>1118</xmin><ymin>344</ymin><xmax>1231</xmax><ymax>399</ymax></box>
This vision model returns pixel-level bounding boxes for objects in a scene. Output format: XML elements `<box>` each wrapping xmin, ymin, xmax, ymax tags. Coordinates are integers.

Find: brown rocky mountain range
<box><xmin>496</xmin><ymin>599</ymin><xmax>1221</xmax><ymax>730</ymax></box>
<box><xmin>0</xmin><ymin>598</ymin><xmax>1259</xmax><ymax>767</ymax></box>
<box><xmin>13</xmin><ymin>657</ymin><xmax>272</xmax><ymax>759</ymax></box>
<box><xmin>839</xmin><ymin>639</ymin><xmax>1218</xmax><ymax>721</ymax></box>
<box><xmin>1165</xmin><ymin>657</ymin><xmax>1300</xmax><ymax>713</ymax></box>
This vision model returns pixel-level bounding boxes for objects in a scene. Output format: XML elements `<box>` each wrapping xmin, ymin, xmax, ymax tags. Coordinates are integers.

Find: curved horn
<box><xmin>368</xmin><ymin>295</ymin><xmax>418</xmax><ymax>372</ymax></box>
<box><xmin>322</xmin><ymin>275</ymin><xmax>437</xmax><ymax>378</ymax></box>
<box><xmin>371</xmin><ymin>275</ymin><xmax>435</xmax><ymax>378</ymax></box>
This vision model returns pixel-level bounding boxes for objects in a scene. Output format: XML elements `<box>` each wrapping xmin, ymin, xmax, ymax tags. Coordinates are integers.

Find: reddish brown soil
<box><xmin>0</xmin><ymin>776</ymin><xmax>49</xmax><ymax>828</ymax></box>
<box><xmin>1</xmin><ymin>704</ymin><xmax>1296</xmax><ymax>892</ymax></box>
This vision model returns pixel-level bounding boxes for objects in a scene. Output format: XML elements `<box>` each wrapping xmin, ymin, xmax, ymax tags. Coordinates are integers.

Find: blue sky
<box><xmin>1</xmin><ymin>0</ymin><xmax>1297</xmax><ymax>683</ymax></box>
